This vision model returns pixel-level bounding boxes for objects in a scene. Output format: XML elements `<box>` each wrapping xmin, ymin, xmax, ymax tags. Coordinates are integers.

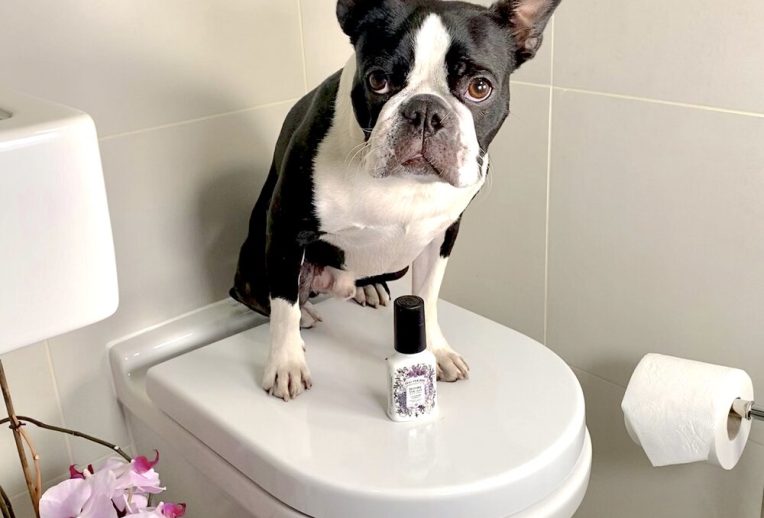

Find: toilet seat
<box><xmin>145</xmin><ymin>297</ymin><xmax>589</xmax><ymax>518</ymax></box>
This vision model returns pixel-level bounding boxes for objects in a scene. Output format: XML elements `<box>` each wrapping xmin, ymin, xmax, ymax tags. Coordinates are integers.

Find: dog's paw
<box><xmin>262</xmin><ymin>346</ymin><xmax>312</xmax><ymax>401</ymax></box>
<box><xmin>353</xmin><ymin>283</ymin><xmax>390</xmax><ymax>308</ymax></box>
<box><xmin>300</xmin><ymin>302</ymin><xmax>322</xmax><ymax>329</ymax></box>
<box><xmin>433</xmin><ymin>347</ymin><xmax>470</xmax><ymax>382</ymax></box>
<box><xmin>328</xmin><ymin>268</ymin><xmax>356</xmax><ymax>299</ymax></box>
<box><xmin>311</xmin><ymin>267</ymin><xmax>356</xmax><ymax>300</ymax></box>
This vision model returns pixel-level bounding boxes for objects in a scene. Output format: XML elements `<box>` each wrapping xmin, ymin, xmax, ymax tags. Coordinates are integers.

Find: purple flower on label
<box><xmin>391</xmin><ymin>363</ymin><xmax>436</xmax><ymax>418</ymax></box>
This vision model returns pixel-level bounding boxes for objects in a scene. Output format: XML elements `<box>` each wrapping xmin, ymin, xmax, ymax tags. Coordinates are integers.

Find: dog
<box><xmin>231</xmin><ymin>0</ymin><xmax>559</xmax><ymax>400</ymax></box>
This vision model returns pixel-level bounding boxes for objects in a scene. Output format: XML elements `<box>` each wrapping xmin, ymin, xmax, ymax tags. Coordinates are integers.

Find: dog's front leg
<box><xmin>263</xmin><ymin>232</ymin><xmax>312</xmax><ymax>401</ymax></box>
<box><xmin>412</xmin><ymin>219</ymin><xmax>469</xmax><ymax>382</ymax></box>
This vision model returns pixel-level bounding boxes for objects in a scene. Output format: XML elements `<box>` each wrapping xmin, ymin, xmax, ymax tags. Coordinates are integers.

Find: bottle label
<box><xmin>391</xmin><ymin>363</ymin><xmax>436</xmax><ymax>418</ymax></box>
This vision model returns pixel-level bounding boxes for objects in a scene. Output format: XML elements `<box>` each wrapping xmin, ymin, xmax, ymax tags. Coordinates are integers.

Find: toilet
<box><xmin>109</xmin><ymin>289</ymin><xmax>591</xmax><ymax>518</ymax></box>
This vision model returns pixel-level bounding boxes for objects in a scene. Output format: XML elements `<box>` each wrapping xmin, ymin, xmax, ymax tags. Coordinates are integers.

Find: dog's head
<box><xmin>337</xmin><ymin>0</ymin><xmax>559</xmax><ymax>188</ymax></box>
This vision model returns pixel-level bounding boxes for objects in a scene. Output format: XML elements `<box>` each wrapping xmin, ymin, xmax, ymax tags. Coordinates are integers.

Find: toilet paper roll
<box><xmin>621</xmin><ymin>353</ymin><xmax>753</xmax><ymax>470</ymax></box>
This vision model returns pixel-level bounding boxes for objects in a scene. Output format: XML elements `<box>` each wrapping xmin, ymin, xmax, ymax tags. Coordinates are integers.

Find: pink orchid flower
<box><xmin>157</xmin><ymin>502</ymin><xmax>186</xmax><ymax>518</ymax></box>
<box><xmin>39</xmin><ymin>452</ymin><xmax>172</xmax><ymax>518</ymax></box>
<box><xmin>133</xmin><ymin>451</ymin><xmax>160</xmax><ymax>473</ymax></box>
<box><xmin>39</xmin><ymin>479</ymin><xmax>91</xmax><ymax>518</ymax></box>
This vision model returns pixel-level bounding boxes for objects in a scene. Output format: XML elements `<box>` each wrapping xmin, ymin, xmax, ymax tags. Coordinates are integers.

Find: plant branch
<box><xmin>17</xmin><ymin>427</ymin><xmax>42</xmax><ymax>502</ymax></box>
<box><xmin>0</xmin><ymin>359</ymin><xmax>39</xmax><ymax>518</ymax></box>
<box><xmin>0</xmin><ymin>415</ymin><xmax>132</xmax><ymax>462</ymax></box>
<box><xmin>0</xmin><ymin>484</ymin><xmax>14</xmax><ymax>518</ymax></box>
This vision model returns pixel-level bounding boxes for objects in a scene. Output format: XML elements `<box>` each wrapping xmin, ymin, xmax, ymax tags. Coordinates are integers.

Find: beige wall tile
<box><xmin>575</xmin><ymin>368</ymin><xmax>764</xmax><ymax>518</ymax></box>
<box><xmin>0</xmin><ymin>343</ymin><xmax>70</xmax><ymax>497</ymax></box>
<box><xmin>547</xmin><ymin>90</ymin><xmax>764</xmax><ymax>429</ymax></box>
<box><xmin>47</xmin><ymin>101</ymin><xmax>292</xmax><ymax>461</ymax></box>
<box><xmin>300</xmin><ymin>0</ymin><xmax>553</xmax><ymax>91</ymax></box>
<box><xmin>300</xmin><ymin>0</ymin><xmax>353</xmax><ymax>90</ymax></box>
<box><xmin>442</xmin><ymin>84</ymin><xmax>550</xmax><ymax>342</ymax></box>
<box><xmin>0</xmin><ymin>0</ymin><xmax>303</xmax><ymax>137</ymax></box>
<box><xmin>554</xmin><ymin>0</ymin><xmax>764</xmax><ymax>113</ymax></box>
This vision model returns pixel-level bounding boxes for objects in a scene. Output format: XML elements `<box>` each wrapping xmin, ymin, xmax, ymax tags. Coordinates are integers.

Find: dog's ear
<box><xmin>491</xmin><ymin>0</ymin><xmax>561</xmax><ymax>68</ymax></box>
<box><xmin>337</xmin><ymin>0</ymin><xmax>400</xmax><ymax>43</ymax></box>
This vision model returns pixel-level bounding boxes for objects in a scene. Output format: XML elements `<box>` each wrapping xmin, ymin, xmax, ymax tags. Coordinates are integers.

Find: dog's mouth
<box><xmin>372</xmin><ymin>125</ymin><xmax>469</xmax><ymax>187</ymax></box>
<box><xmin>403</xmin><ymin>153</ymin><xmax>435</xmax><ymax>169</ymax></box>
<box><xmin>399</xmin><ymin>151</ymin><xmax>442</xmax><ymax>177</ymax></box>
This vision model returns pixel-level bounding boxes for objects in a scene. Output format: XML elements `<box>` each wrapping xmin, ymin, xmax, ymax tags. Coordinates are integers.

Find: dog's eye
<box><xmin>465</xmin><ymin>77</ymin><xmax>493</xmax><ymax>102</ymax></box>
<box><xmin>367</xmin><ymin>70</ymin><xmax>390</xmax><ymax>94</ymax></box>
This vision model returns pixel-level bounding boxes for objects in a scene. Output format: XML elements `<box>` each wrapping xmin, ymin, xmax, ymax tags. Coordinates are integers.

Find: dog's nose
<box><xmin>401</xmin><ymin>94</ymin><xmax>450</xmax><ymax>137</ymax></box>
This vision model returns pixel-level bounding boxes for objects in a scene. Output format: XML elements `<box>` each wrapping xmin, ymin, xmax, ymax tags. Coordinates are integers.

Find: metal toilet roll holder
<box><xmin>730</xmin><ymin>399</ymin><xmax>764</xmax><ymax>421</ymax></box>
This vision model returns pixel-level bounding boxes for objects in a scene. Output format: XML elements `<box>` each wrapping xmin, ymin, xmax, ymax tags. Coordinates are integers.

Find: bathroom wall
<box><xmin>451</xmin><ymin>1</ymin><xmax>764</xmax><ymax>517</ymax></box>
<box><xmin>0</xmin><ymin>1</ymin><xmax>762</xmax><ymax>517</ymax></box>
<box><xmin>1</xmin><ymin>1</ymin><xmax>301</xmax><ymax>514</ymax></box>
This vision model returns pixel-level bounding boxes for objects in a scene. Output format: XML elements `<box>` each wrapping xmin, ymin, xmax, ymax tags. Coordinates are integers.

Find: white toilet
<box><xmin>109</xmin><ymin>289</ymin><xmax>591</xmax><ymax>518</ymax></box>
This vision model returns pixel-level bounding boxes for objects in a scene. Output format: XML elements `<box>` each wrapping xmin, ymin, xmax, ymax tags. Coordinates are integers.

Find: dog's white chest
<box><xmin>313</xmin><ymin>166</ymin><xmax>478</xmax><ymax>278</ymax></box>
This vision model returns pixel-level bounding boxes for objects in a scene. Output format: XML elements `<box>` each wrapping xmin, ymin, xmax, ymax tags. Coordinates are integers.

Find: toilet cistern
<box><xmin>0</xmin><ymin>87</ymin><xmax>118</xmax><ymax>351</ymax></box>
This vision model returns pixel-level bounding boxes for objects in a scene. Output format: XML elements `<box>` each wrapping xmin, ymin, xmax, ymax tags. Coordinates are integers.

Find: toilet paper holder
<box><xmin>730</xmin><ymin>399</ymin><xmax>764</xmax><ymax>421</ymax></box>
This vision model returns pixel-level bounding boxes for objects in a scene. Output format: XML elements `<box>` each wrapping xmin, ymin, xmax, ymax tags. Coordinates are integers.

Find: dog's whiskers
<box><xmin>343</xmin><ymin>142</ymin><xmax>369</xmax><ymax>169</ymax></box>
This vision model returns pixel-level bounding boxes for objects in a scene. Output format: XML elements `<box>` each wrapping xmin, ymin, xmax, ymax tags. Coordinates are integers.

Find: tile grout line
<box><xmin>95</xmin><ymin>73</ymin><xmax>763</xmax><ymax>146</ymax></box>
<box><xmin>43</xmin><ymin>340</ymin><xmax>74</xmax><ymax>465</ymax></box>
<box><xmin>542</xmin><ymin>16</ymin><xmax>555</xmax><ymax>346</ymax></box>
<box><xmin>552</xmin><ymin>85</ymin><xmax>764</xmax><ymax>118</ymax></box>
<box><xmin>511</xmin><ymin>81</ymin><xmax>764</xmax><ymax>118</ymax></box>
<box><xmin>510</xmin><ymin>79</ymin><xmax>551</xmax><ymax>89</ymax></box>
<box><xmin>98</xmin><ymin>82</ymin><xmax>551</xmax><ymax>144</ymax></box>
<box><xmin>98</xmin><ymin>98</ymin><xmax>301</xmax><ymax>142</ymax></box>
<box><xmin>296</xmin><ymin>0</ymin><xmax>310</xmax><ymax>93</ymax></box>
<box><xmin>571</xmin><ymin>364</ymin><xmax>627</xmax><ymax>391</ymax></box>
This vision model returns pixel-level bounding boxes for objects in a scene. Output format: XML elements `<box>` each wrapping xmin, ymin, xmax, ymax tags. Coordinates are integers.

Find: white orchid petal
<box><xmin>79</xmin><ymin>494</ymin><xmax>118</xmax><ymax>518</ymax></box>
<box><xmin>39</xmin><ymin>479</ymin><xmax>92</xmax><ymax>518</ymax></box>
<box><xmin>117</xmin><ymin>492</ymin><xmax>149</xmax><ymax>514</ymax></box>
<box><xmin>98</xmin><ymin>457</ymin><xmax>130</xmax><ymax>475</ymax></box>
<box><xmin>118</xmin><ymin>470</ymin><xmax>164</xmax><ymax>494</ymax></box>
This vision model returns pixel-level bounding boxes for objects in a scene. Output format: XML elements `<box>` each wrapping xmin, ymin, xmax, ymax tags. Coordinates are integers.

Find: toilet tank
<box><xmin>0</xmin><ymin>88</ymin><xmax>118</xmax><ymax>351</ymax></box>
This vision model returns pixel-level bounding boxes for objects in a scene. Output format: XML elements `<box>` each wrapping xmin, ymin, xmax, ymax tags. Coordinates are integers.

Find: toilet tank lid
<box><xmin>146</xmin><ymin>296</ymin><xmax>586</xmax><ymax>518</ymax></box>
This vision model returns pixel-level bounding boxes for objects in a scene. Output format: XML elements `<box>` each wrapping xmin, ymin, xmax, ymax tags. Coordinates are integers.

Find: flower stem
<box><xmin>0</xmin><ymin>415</ymin><xmax>132</xmax><ymax>462</ymax></box>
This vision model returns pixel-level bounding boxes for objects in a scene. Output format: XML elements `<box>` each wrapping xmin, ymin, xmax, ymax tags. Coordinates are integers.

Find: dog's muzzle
<box><xmin>386</xmin><ymin>94</ymin><xmax>465</xmax><ymax>187</ymax></box>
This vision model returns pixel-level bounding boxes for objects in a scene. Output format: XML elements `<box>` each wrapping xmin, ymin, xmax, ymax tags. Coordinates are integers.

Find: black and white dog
<box><xmin>232</xmin><ymin>0</ymin><xmax>559</xmax><ymax>400</ymax></box>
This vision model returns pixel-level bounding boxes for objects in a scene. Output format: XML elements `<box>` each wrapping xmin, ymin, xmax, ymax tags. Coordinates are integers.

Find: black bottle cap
<box><xmin>394</xmin><ymin>295</ymin><xmax>427</xmax><ymax>354</ymax></box>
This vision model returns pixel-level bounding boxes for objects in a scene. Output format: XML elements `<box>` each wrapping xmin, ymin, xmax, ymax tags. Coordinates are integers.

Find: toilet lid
<box><xmin>146</xmin><ymin>296</ymin><xmax>586</xmax><ymax>518</ymax></box>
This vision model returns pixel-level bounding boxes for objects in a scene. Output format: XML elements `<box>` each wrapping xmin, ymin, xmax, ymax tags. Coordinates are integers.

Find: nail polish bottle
<box><xmin>387</xmin><ymin>295</ymin><xmax>437</xmax><ymax>422</ymax></box>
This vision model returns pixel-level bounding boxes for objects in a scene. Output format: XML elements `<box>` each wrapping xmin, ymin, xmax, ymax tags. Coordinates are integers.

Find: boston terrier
<box><xmin>231</xmin><ymin>0</ymin><xmax>559</xmax><ymax>400</ymax></box>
